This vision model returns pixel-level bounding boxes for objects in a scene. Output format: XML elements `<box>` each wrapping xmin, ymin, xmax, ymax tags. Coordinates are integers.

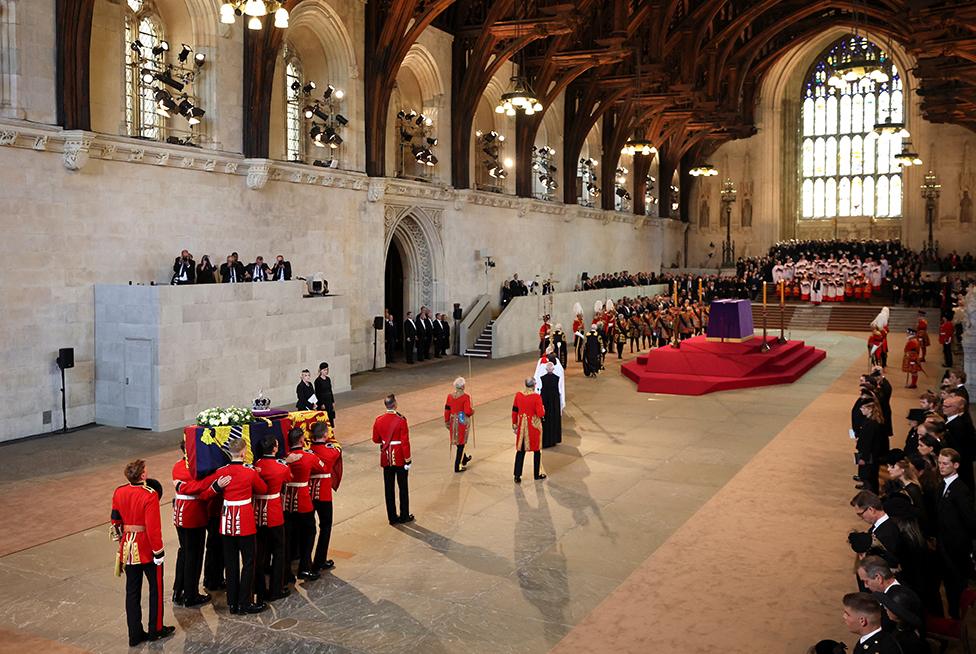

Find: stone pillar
<box><xmin>962</xmin><ymin>286</ymin><xmax>976</xmax><ymax>399</ymax></box>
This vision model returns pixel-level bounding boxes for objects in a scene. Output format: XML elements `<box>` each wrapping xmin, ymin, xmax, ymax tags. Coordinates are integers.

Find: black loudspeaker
<box><xmin>57</xmin><ymin>347</ymin><xmax>74</xmax><ymax>369</ymax></box>
<box><xmin>453</xmin><ymin>304</ymin><xmax>462</xmax><ymax>320</ymax></box>
<box><xmin>581</xmin><ymin>272</ymin><xmax>589</xmax><ymax>280</ymax></box>
<box><xmin>373</xmin><ymin>316</ymin><xmax>384</xmax><ymax>330</ymax></box>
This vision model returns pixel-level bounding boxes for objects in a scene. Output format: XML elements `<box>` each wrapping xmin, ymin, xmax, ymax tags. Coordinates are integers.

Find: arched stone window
<box><xmin>800</xmin><ymin>35</ymin><xmax>904</xmax><ymax>219</ymax></box>
<box><xmin>123</xmin><ymin>0</ymin><xmax>165</xmax><ymax>140</ymax></box>
<box><xmin>284</xmin><ymin>49</ymin><xmax>305</xmax><ymax>162</ymax></box>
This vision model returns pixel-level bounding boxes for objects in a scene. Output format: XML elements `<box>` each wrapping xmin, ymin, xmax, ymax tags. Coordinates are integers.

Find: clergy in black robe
<box><xmin>539</xmin><ymin>366</ymin><xmax>562</xmax><ymax>448</ymax></box>
<box><xmin>551</xmin><ymin>327</ymin><xmax>569</xmax><ymax>369</ymax></box>
<box><xmin>582</xmin><ymin>328</ymin><xmax>603</xmax><ymax>377</ymax></box>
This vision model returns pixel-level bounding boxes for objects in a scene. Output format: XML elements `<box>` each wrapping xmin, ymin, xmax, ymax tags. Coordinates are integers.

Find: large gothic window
<box><xmin>123</xmin><ymin>0</ymin><xmax>165</xmax><ymax>140</ymax></box>
<box><xmin>284</xmin><ymin>51</ymin><xmax>305</xmax><ymax>162</ymax></box>
<box><xmin>800</xmin><ymin>36</ymin><xmax>904</xmax><ymax>219</ymax></box>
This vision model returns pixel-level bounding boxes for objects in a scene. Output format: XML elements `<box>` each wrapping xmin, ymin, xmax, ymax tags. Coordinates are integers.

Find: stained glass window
<box><xmin>800</xmin><ymin>35</ymin><xmax>904</xmax><ymax>219</ymax></box>
<box><xmin>284</xmin><ymin>53</ymin><xmax>304</xmax><ymax>162</ymax></box>
<box><xmin>124</xmin><ymin>3</ymin><xmax>164</xmax><ymax>140</ymax></box>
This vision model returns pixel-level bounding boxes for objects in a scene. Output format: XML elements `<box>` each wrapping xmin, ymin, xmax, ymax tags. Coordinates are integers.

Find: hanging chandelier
<box><xmin>220</xmin><ymin>1</ymin><xmax>288</xmax><ymax>30</ymax></box>
<box><xmin>894</xmin><ymin>144</ymin><xmax>922</xmax><ymax>167</ymax></box>
<box><xmin>826</xmin><ymin>27</ymin><xmax>888</xmax><ymax>88</ymax></box>
<box><xmin>689</xmin><ymin>164</ymin><xmax>718</xmax><ymax>177</ymax></box>
<box><xmin>621</xmin><ymin>139</ymin><xmax>656</xmax><ymax>157</ymax></box>
<box><xmin>874</xmin><ymin>115</ymin><xmax>909</xmax><ymax>138</ymax></box>
<box><xmin>496</xmin><ymin>75</ymin><xmax>543</xmax><ymax>116</ymax></box>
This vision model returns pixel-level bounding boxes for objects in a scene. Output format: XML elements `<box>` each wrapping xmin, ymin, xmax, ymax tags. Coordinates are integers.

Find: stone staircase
<box><xmin>749</xmin><ymin>303</ymin><xmax>921</xmax><ymax>333</ymax></box>
<box><xmin>464</xmin><ymin>320</ymin><xmax>494</xmax><ymax>358</ymax></box>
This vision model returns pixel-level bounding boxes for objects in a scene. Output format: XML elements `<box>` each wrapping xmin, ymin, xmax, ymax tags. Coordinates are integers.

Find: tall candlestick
<box><xmin>763</xmin><ymin>281</ymin><xmax>767</xmax><ymax>306</ymax></box>
<box><xmin>698</xmin><ymin>279</ymin><xmax>703</xmax><ymax>302</ymax></box>
<box><xmin>779</xmin><ymin>281</ymin><xmax>785</xmax><ymax>305</ymax></box>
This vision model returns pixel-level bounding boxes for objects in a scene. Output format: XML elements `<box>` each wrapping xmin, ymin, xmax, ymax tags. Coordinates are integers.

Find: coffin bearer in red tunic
<box><xmin>372</xmin><ymin>394</ymin><xmax>414</xmax><ymax>524</ymax></box>
<box><xmin>309</xmin><ymin>422</ymin><xmax>342</xmax><ymax>572</ymax></box>
<box><xmin>111</xmin><ymin>459</ymin><xmax>174</xmax><ymax>647</ymax></box>
<box><xmin>445</xmin><ymin>377</ymin><xmax>474</xmax><ymax>473</ymax></box>
<box><xmin>284</xmin><ymin>427</ymin><xmax>326</xmax><ymax>581</ymax></box>
<box><xmin>512</xmin><ymin>378</ymin><xmax>547</xmax><ymax>483</ymax></box>
<box><xmin>171</xmin><ymin>441</ymin><xmax>221</xmax><ymax>608</ymax></box>
<box><xmin>253</xmin><ymin>436</ymin><xmax>293</xmax><ymax>602</ymax></box>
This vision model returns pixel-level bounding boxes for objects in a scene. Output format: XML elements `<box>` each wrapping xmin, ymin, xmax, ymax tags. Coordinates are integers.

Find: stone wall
<box><xmin>0</xmin><ymin>136</ymin><xmax>675</xmax><ymax>442</ymax></box>
<box><xmin>94</xmin><ymin>282</ymin><xmax>350</xmax><ymax>432</ymax></box>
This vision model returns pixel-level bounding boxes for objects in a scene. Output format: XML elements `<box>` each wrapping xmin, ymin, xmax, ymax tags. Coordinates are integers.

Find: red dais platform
<box><xmin>620</xmin><ymin>335</ymin><xmax>827</xmax><ymax>396</ymax></box>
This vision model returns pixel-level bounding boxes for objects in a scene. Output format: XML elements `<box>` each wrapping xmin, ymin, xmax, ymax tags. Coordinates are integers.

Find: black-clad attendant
<box><xmin>402</xmin><ymin>312</ymin><xmax>417</xmax><ymax>364</ymax></box>
<box><xmin>314</xmin><ymin>362</ymin><xmax>336</xmax><ymax>426</ymax></box>
<box><xmin>296</xmin><ymin>369</ymin><xmax>315</xmax><ymax>411</ymax></box>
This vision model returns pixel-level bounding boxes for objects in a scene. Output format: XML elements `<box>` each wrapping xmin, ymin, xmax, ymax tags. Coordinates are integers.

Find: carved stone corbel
<box><xmin>62</xmin><ymin>131</ymin><xmax>95</xmax><ymax>171</ymax></box>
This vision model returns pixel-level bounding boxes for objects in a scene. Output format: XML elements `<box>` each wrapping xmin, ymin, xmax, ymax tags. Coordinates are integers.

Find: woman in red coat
<box><xmin>444</xmin><ymin>377</ymin><xmax>474</xmax><ymax>472</ymax></box>
<box><xmin>512</xmin><ymin>378</ymin><xmax>546</xmax><ymax>483</ymax></box>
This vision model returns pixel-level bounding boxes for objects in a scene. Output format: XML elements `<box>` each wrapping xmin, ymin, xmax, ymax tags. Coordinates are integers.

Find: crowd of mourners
<box><xmin>808</xmin><ymin>363</ymin><xmax>976</xmax><ymax>654</ymax></box>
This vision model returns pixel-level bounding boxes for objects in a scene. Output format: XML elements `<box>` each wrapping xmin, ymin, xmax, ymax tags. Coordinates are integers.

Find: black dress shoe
<box><xmin>514</xmin><ymin>476</ymin><xmax>521</xmax><ymax>484</ymax></box>
<box><xmin>129</xmin><ymin>630</ymin><xmax>150</xmax><ymax>647</ymax></box>
<box><xmin>149</xmin><ymin>626</ymin><xmax>175</xmax><ymax>641</ymax></box>
<box><xmin>269</xmin><ymin>588</ymin><xmax>291</xmax><ymax>601</ymax></box>
<box><xmin>298</xmin><ymin>570</ymin><xmax>320</xmax><ymax>581</ymax></box>
<box><xmin>321</xmin><ymin>560</ymin><xmax>335</xmax><ymax>570</ymax></box>
<box><xmin>242</xmin><ymin>602</ymin><xmax>267</xmax><ymax>614</ymax></box>
<box><xmin>534</xmin><ymin>474</ymin><xmax>548</xmax><ymax>480</ymax></box>
<box><xmin>854</xmin><ymin>483</ymin><xmax>866</xmax><ymax>490</ymax></box>
<box><xmin>183</xmin><ymin>593</ymin><xmax>211</xmax><ymax>607</ymax></box>
<box><xmin>171</xmin><ymin>592</ymin><xmax>185</xmax><ymax>606</ymax></box>
<box><xmin>462</xmin><ymin>454</ymin><xmax>472</xmax><ymax>465</ymax></box>
<box><xmin>228</xmin><ymin>604</ymin><xmax>240</xmax><ymax>614</ymax></box>
<box><xmin>852</xmin><ymin>475</ymin><xmax>861</xmax><ymax>482</ymax></box>
<box><xmin>399</xmin><ymin>514</ymin><xmax>415</xmax><ymax>524</ymax></box>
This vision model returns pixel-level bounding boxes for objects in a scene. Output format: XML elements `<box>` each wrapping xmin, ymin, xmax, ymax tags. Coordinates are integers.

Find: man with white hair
<box><xmin>444</xmin><ymin>377</ymin><xmax>474</xmax><ymax>472</ymax></box>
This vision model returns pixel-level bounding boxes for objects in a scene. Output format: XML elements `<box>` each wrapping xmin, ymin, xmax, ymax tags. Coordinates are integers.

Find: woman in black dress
<box><xmin>196</xmin><ymin>255</ymin><xmax>216</xmax><ymax>284</ymax></box>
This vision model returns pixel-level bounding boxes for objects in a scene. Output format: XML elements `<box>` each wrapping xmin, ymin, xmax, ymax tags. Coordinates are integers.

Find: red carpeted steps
<box><xmin>621</xmin><ymin>335</ymin><xmax>826</xmax><ymax>395</ymax></box>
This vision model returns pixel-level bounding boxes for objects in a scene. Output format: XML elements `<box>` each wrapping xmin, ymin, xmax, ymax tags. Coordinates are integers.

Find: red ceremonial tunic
<box><xmin>284</xmin><ymin>448</ymin><xmax>324</xmax><ymax>513</ymax></box>
<box><xmin>867</xmin><ymin>332</ymin><xmax>885</xmax><ymax>359</ymax></box>
<box><xmin>940</xmin><ymin>321</ymin><xmax>955</xmax><ymax>345</ymax></box>
<box><xmin>111</xmin><ymin>483</ymin><xmax>164</xmax><ymax>566</ymax></box>
<box><xmin>171</xmin><ymin>459</ymin><xmax>216</xmax><ymax>529</ymax></box>
<box><xmin>512</xmin><ymin>391</ymin><xmax>545</xmax><ymax>452</ymax></box>
<box><xmin>539</xmin><ymin>323</ymin><xmax>551</xmax><ymax>340</ymax></box>
<box><xmin>917</xmin><ymin>318</ymin><xmax>930</xmax><ymax>346</ymax></box>
<box><xmin>253</xmin><ymin>456</ymin><xmax>292</xmax><ymax>528</ymax></box>
<box><xmin>215</xmin><ymin>462</ymin><xmax>266</xmax><ymax>537</ymax></box>
<box><xmin>309</xmin><ymin>441</ymin><xmax>342</xmax><ymax>502</ymax></box>
<box><xmin>372</xmin><ymin>411</ymin><xmax>411</xmax><ymax>467</ymax></box>
<box><xmin>572</xmin><ymin>318</ymin><xmax>584</xmax><ymax>338</ymax></box>
<box><xmin>444</xmin><ymin>393</ymin><xmax>474</xmax><ymax>446</ymax></box>
<box><xmin>903</xmin><ymin>338</ymin><xmax>921</xmax><ymax>373</ymax></box>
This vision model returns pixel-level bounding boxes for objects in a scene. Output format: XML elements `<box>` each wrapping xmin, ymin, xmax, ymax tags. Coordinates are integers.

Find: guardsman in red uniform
<box><xmin>916</xmin><ymin>311</ymin><xmax>930</xmax><ymax>362</ymax></box>
<box><xmin>253</xmin><ymin>436</ymin><xmax>293</xmax><ymax>602</ymax></box>
<box><xmin>572</xmin><ymin>312</ymin><xmax>584</xmax><ymax>362</ymax></box>
<box><xmin>111</xmin><ymin>459</ymin><xmax>174</xmax><ymax>647</ymax></box>
<box><xmin>178</xmin><ymin>438</ymin><xmax>267</xmax><ymax>614</ymax></box>
<box><xmin>867</xmin><ymin>328</ymin><xmax>885</xmax><ymax>368</ymax></box>
<box><xmin>903</xmin><ymin>329</ymin><xmax>922</xmax><ymax>389</ymax></box>
<box><xmin>445</xmin><ymin>377</ymin><xmax>475</xmax><ymax>472</ymax></box>
<box><xmin>538</xmin><ymin>315</ymin><xmax>551</xmax><ymax>356</ymax></box>
<box><xmin>284</xmin><ymin>426</ymin><xmax>326</xmax><ymax>581</ymax></box>
<box><xmin>372</xmin><ymin>393</ymin><xmax>413</xmax><ymax>525</ymax></box>
<box><xmin>512</xmin><ymin>378</ymin><xmax>546</xmax><ymax>483</ymax></box>
<box><xmin>309</xmin><ymin>421</ymin><xmax>342</xmax><ymax>572</ymax></box>
<box><xmin>940</xmin><ymin>314</ymin><xmax>955</xmax><ymax>368</ymax></box>
<box><xmin>171</xmin><ymin>442</ymin><xmax>219</xmax><ymax>608</ymax></box>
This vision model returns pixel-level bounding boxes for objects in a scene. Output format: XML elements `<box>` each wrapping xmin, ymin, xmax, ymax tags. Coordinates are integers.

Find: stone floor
<box><xmin>0</xmin><ymin>331</ymin><xmax>924</xmax><ymax>653</ymax></box>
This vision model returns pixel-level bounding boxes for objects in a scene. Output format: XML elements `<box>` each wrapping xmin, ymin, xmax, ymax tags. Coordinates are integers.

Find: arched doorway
<box><xmin>384</xmin><ymin>239</ymin><xmax>405</xmax><ymax>322</ymax></box>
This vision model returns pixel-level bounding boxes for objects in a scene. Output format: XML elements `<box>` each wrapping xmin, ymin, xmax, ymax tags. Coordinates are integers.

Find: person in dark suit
<box><xmin>439</xmin><ymin>313</ymin><xmax>451</xmax><ymax>356</ymax></box>
<box><xmin>936</xmin><ymin>447</ymin><xmax>976</xmax><ymax>618</ymax></box>
<box><xmin>415</xmin><ymin>310</ymin><xmax>428</xmax><ymax>362</ymax></box>
<box><xmin>196</xmin><ymin>255</ymin><xmax>216</xmax><ymax>284</ymax></box>
<box><xmin>874</xmin><ymin>586</ymin><xmax>928</xmax><ymax>653</ymax></box>
<box><xmin>842</xmin><ymin>592</ymin><xmax>900</xmax><ymax>654</ymax></box>
<box><xmin>946</xmin><ymin>369</ymin><xmax>970</xmax><ymax>403</ymax></box>
<box><xmin>314</xmin><ymin>362</ymin><xmax>336</xmax><ymax>427</ymax></box>
<box><xmin>942</xmin><ymin>392</ymin><xmax>976</xmax><ymax>491</ymax></box>
<box><xmin>871</xmin><ymin>367</ymin><xmax>894</xmax><ymax>439</ymax></box>
<box><xmin>850</xmin><ymin>490</ymin><xmax>905</xmax><ymax>571</ymax></box>
<box><xmin>384</xmin><ymin>309</ymin><xmax>397</xmax><ymax>363</ymax></box>
<box><xmin>402</xmin><ymin>312</ymin><xmax>416</xmax><ymax>364</ymax></box>
<box><xmin>220</xmin><ymin>254</ymin><xmax>245</xmax><ymax>283</ymax></box>
<box><xmin>856</xmin><ymin>400</ymin><xmax>888</xmax><ymax>493</ymax></box>
<box><xmin>431</xmin><ymin>315</ymin><xmax>444</xmax><ymax>358</ymax></box>
<box><xmin>246</xmin><ymin>256</ymin><xmax>270</xmax><ymax>282</ymax></box>
<box><xmin>271</xmin><ymin>255</ymin><xmax>291</xmax><ymax>281</ymax></box>
<box><xmin>295</xmin><ymin>369</ymin><xmax>315</xmax><ymax>411</ymax></box>
<box><xmin>172</xmin><ymin>250</ymin><xmax>196</xmax><ymax>285</ymax></box>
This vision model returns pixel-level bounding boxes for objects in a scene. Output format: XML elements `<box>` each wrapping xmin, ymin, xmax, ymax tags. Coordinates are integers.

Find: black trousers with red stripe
<box><xmin>222</xmin><ymin>534</ymin><xmax>256</xmax><ymax>609</ymax></box>
<box><xmin>125</xmin><ymin>562</ymin><xmax>163</xmax><ymax>644</ymax></box>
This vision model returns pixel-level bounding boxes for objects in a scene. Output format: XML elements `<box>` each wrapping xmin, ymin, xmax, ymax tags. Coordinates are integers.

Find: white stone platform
<box><xmin>94</xmin><ymin>282</ymin><xmax>350</xmax><ymax>431</ymax></box>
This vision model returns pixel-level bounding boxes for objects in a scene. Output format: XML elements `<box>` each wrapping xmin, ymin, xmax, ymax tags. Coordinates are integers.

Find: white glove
<box><xmin>404</xmin><ymin>464</ymin><xmax>411</xmax><ymax>471</ymax></box>
<box><xmin>153</xmin><ymin>554</ymin><xmax>165</xmax><ymax>566</ymax></box>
